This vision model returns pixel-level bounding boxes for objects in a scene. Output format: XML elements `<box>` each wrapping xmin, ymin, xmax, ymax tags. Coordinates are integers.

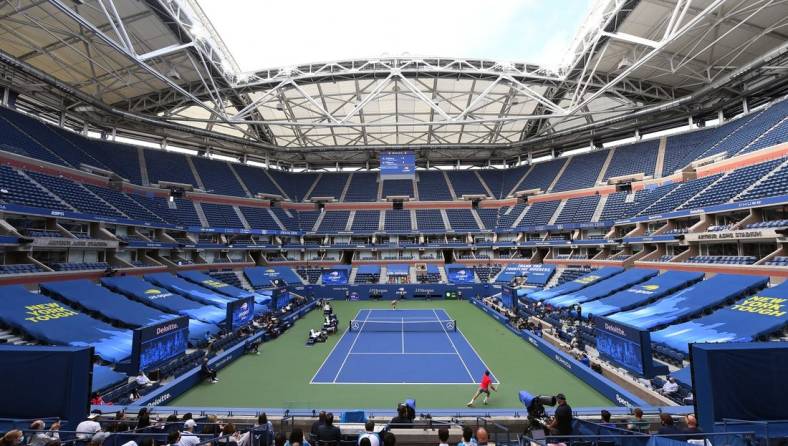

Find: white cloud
<box><xmin>197</xmin><ymin>0</ymin><xmax>592</xmax><ymax>71</ymax></box>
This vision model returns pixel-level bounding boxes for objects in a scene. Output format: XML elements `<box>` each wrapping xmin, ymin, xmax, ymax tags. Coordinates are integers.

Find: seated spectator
<box><xmin>660</xmin><ymin>377</ymin><xmax>679</xmax><ymax>396</ymax></box>
<box><xmin>252</xmin><ymin>413</ymin><xmax>274</xmax><ymax>446</ymax></box>
<box><xmin>457</xmin><ymin>426</ymin><xmax>475</xmax><ymax>446</ymax></box>
<box><xmin>90</xmin><ymin>393</ymin><xmax>107</xmax><ymax>405</ymax></box>
<box><xmin>284</xmin><ymin>427</ymin><xmax>310</xmax><ymax>446</ymax></box>
<box><xmin>201</xmin><ymin>358</ymin><xmax>218</xmax><ymax>383</ymax></box>
<box><xmin>627</xmin><ymin>408</ymin><xmax>649</xmax><ymax>432</ymax></box>
<box><xmin>600</xmin><ymin>410</ymin><xmax>615</xmax><ymax>428</ymax></box>
<box><xmin>315</xmin><ymin>413</ymin><xmax>341</xmax><ymax>446</ymax></box>
<box><xmin>475</xmin><ymin>428</ymin><xmax>489</xmax><ymax>446</ymax></box>
<box><xmin>136</xmin><ymin>371</ymin><xmax>155</xmax><ymax>387</ymax></box>
<box><xmin>682</xmin><ymin>415</ymin><xmax>703</xmax><ymax>440</ymax></box>
<box><xmin>357</xmin><ymin>421</ymin><xmax>379</xmax><ymax>446</ymax></box>
<box><xmin>29</xmin><ymin>420</ymin><xmax>60</xmax><ymax>446</ymax></box>
<box><xmin>437</xmin><ymin>428</ymin><xmax>450</xmax><ymax>446</ymax></box>
<box><xmin>0</xmin><ymin>430</ymin><xmax>22</xmax><ymax>446</ymax></box>
<box><xmin>178</xmin><ymin>420</ymin><xmax>200</xmax><ymax>446</ymax></box>
<box><xmin>579</xmin><ymin>353</ymin><xmax>591</xmax><ymax>367</ymax></box>
<box><xmin>388</xmin><ymin>405</ymin><xmax>413</xmax><ymax>429</ymax></box>
<box><xmin>76</xmin><ymin>411</ymin><xmax>103</xmax><ymax>440</ymax></box>
<box><xmin>274</xmin><ymin>433</ymin><xmax>286</xmax><ymax>446</ymax></box>
<box><xmin>657</xmin><ymin>414</ymin><xmax>681</xmax><ymax>436</ymax></box>
<box><xmin>166</xmin><ymin>432</ymin><xmax>181</xmax><ymax>446</ymax></box>
<box><xmin>382</xmin><ymin>433</ymin><xmax>396</xmax><ymax>446</ymax></box>
<box><xmin>218</xmin><ymin>423</ymin><xmax>241</xmax><ymax>446</ymax></box>
<box><xmin>136</xmin><ymin>408</ymin><xmax>151</xmax><ymax>429</ymax></box>
<box><xmin>311</xmin><ymin>412</ymin><xmax>326</xmax><ymax>438</ymax></box>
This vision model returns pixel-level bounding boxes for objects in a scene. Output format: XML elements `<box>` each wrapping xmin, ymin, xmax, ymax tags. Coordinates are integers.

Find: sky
<box><xmin>196</xmin><ymin>0</ymin><xmax>594</xmax><ymax>72</ymax></box>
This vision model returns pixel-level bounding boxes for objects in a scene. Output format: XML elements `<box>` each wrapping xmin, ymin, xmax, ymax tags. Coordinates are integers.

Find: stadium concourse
<box><xmin>1</xmin><ymin>0</ymin><xmax>788</xmax><ymax>445</ymax></box>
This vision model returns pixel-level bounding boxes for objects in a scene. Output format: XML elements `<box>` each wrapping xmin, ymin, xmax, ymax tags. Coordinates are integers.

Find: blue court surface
<box><xmin>311</xmin><ymin>309</ymin><xmax>497</xmax><ymax>384</ymax></box>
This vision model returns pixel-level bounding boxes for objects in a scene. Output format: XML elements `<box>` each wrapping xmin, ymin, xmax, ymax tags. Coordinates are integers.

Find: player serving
<box><xmin>466</xmin><ymin>370</ymin><xmax>497</xmax><ymax>407</ymax></box>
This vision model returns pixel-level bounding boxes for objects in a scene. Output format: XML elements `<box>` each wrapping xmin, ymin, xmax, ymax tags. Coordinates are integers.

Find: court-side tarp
<box><xmin>92</xmin><ymin>364</ymin><xmax>126</xmax><ymax>393</ymax></box>
<box><xmin>0</xmin><ymin>285</ymin><xmax>132</xmax><ymax>362</ymax></box>
<box><xmin>177</xmin><ymin>271</ymin><xmax>271</xmax><ymax>308</ymax></box>
<box><xmin>546</xmin><ymin>268</ymin><xmax>659</xmax><ymax>308</ymax></box>
<box><xmin>41</xmin><ymin>279</ymin><xmax>218</xmax><ymax>345</ymax></box>
<box><xmin>526</xmin><ymin>267</ymin><xmax>624</xmax><ymax>301</ymax></box>
<box><xmin>607</xmin><ymin>274</ymin><xmax>768</xmax><ymax>330</ymax></box>
<box><xmin>244</xmin><ymin>266</ymin><xmax>303</xmax><ymax>287</ymax></box>
<box><xmin>101</xmin><ymin>276</ymin><xmax>226</xmax><ymax>325</ymax></box>
<box><xmin>652</xmin><ymin>282</ymin><xmax>788</xmax><ymax>353</ymax></box>
<box><xmin>144</xmin><ymin>272</ymin><xmax>234</xmax><ymax>308</ymax></box>
<box><xmin>581</xmin><ymin>271</ymin><xmax>705</xmax><ymax>319</ymax></box>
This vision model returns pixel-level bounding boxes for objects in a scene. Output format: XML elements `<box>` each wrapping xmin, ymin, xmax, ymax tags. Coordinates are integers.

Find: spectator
<box><xmin>359</xmin><ymin>439</ymin><xmax>371</xmax><ymax>446</ymax></box>
<box><xmin>457</xmin><ymin>426</ymin><xmax>475</xmax><ymax>446</ymax></box>
<box><xmin>437</xmin><ymin>428</ymin><xmax>450</xmax><ymax>446</ymax></box>
<box><xmin>0</xmin><ymin>430</ymin><xmax>23</xmax><ymax>446</ymax></box>
<box><xmin>627</xmin><ymin>408</ymin><xmax>649</xmax><ymax>432</ymax></box>
<box><xmin>310</xmin><ymin>412</ymin><xmax>326</xmax><ymax>438</ymax></box>
<box><xmin>137</xmin><ymin>408</ymin><xmax>151</xmax><ymax>429</ymax></box>
<box><xmin>316</xmin><ymin>413</ymin><xmax>341</xmax><ymax>446</ymax></box>
<box><xmin>660</xmin><ymin>377</ymin><xmax>679</xmax><ymax>396</ymax></box>
<box><xmin>382</xmin><ymin>433</ymin><xmax>396</xmax><ymax>446</ymax></box>
<box><xmin>165</xmin><ymin>432</ymin><xmax>181</xmax><ymax>446</ymax></box>
<box><xmin>284</xmin><ymin>428</ymin><xmax>310</xmax><ymax>446</ymax></box>
<box><xmin>273</xmin><ymin>433</ymin><xmax>286</xmax><ymax>446</ymax></box>
<box><xmin>202</xmin><ymin>415</ymin><xmax>221</xmax><ymax>436</ymax></box>
<box><xmin>548</xmin><ymin>394</ymin><xmax>573</xmax><ymax>437</ymax></box>
<box><xmin>657</xmin><ymin>414</ymin><xmax>681</xmax><ymax>436</ymax></box>
<box><xmin>136</xmin><ymin>371</ymin><xmax>155</xmax><ymax>387</ymax></box>
<box><xmin>218</xmin><ymin>424</ymin><xmax>241</xmax><ymax>446</ymax></box>
<box><xmin>600</xmin><ymin>410</ymin><xmax>615</xmax><ymax>428</ymax></box>
<box><xmin>28</xmin><ymin>420</ymin><xmax>60</xmax><ymax>446</ymax></box>
<box><xmin>579</xmin><ymin>354</ymin><xmax>591</xmax><ymax>367</ymax></box>
<box><xmin>201</xmin><ymin>359</ymin><xmax>218</xmax><ymax>383</ymax></box>
<box><xmin>357</xmin><ymin>421</ymin><xmax>379</xmax><ymax>446</ymax></box>
<box><xmin>178</xmin><ymin>420</ymin><xmax>200</xmax><ymax>446</ymax></box>
<box><xmin>90</xmin><ymin>432</ymin><xmax>110</xmax><ymax>446</ymax></box>
<box><xmin>76</xmin><ymin>411</ymin><xmax>103</xmax><ymax>440</ymax></box>
<box><xmin>682</xmin><ymin>415</ymin><xmax>703</xmax><ymax>440</ymax></box>
<box><xmin>475</xmin><ymin>427</ymin><xmax>489</xmax><ymax>446</ymax></box>
<box><xmin>388</xmin><ymin>405</ymin><xmax>413</xmax><ymax>428</ymax></box>
<box><xmin>253</xmin><ymin>413</ymin><xmax>274</xmax><ymax>446</ymax></box>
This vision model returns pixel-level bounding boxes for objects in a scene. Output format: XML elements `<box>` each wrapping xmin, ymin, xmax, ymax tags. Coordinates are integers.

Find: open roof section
<box><xmin>0</xmin><ymin>0</ymin><xmax>786</xmax><ymax>167</ymax></box>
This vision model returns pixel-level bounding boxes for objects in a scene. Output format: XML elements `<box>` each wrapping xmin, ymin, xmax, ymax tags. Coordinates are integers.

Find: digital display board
<box><xmin>594</xmin><ymin>317</ymin><xmax>665</xmax><ymax>377</ymax></box>
<box><xmin>321</xmin><ymin>268</ymin><xmax>349</xmax><ymax>285</ymax></box>
<box><xmin>380</xmin><ymin>151</ymin><xmax>415</xmax><ymax>179</ymax></box>
<box><xmin>226</xmin><ymin>296</ymin><xmax>255</xmax><ymax>332</ymax></box>
<box><xmin>132</xmin><ymin>316</ymin><xmax>189</xmax><ymax>373</ymax></box>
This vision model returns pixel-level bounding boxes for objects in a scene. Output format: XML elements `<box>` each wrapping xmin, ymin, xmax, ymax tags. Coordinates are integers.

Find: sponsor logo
<box><xmin>554</xmin><ymin>354</ymin><xmax>572</xmax><ymax>370</ymax></box>
<box><xmin>156</xmin><ymin>323</ymin><xmax>179</xmax><ymax>335</ymax></box>
<box><xmin>146</xmin><ymin>393</ymin><xmax>171</xmax><ymax>407</ymax></box>
<box><xmin>615</xmin><ymin>394</ymin><xmax>634</xmax><ymax>408</ymax></box>
<box><xmin>145</xmin><ymin>289</ymin><xmax>161</xmax><ymax>294</ymax></box>
<box><xmin>603</xmin><ymin>322</ymin><xmax>626</xmax><ymax>336</ymax></box>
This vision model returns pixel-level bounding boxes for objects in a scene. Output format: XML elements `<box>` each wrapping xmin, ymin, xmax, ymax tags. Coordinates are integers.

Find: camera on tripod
<box><xmin>519</xmin><ymin>391</ymin><xmax>557</xmax><ymax>435</ymax></box>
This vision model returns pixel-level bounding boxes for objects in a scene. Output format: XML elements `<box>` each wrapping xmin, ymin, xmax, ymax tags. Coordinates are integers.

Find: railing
<box><xmin>519</xmin><ymin>430</ymin><xmax>756</xmax><ymax>446</ymax></box>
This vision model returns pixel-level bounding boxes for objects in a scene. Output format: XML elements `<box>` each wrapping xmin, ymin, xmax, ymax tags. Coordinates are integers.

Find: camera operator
<box><xmin>547</xmin><ymin>393</ymin><xmax>573</xmax><ymax>437</ymax></box>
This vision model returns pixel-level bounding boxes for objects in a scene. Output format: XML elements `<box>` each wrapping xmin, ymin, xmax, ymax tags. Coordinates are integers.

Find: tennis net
<box><xmin>348</xmin><ymin>319</ymin><xmax>457</xmax><ymax>332</ymax></box>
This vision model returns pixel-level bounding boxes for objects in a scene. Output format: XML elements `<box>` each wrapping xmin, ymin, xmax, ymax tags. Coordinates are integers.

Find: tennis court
<box><xmin>311</xmin><ymin>309</ymin><xmax>496</xmax><ymax>384</ymax></box>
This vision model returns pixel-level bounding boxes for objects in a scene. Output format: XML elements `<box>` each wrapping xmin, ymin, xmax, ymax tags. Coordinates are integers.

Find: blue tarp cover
<box><xmin>0</xmin><ymin>285</ymin><xmax>132</xmax><ymax>362</ymax></box>
<box><xmin>144</xmin><ymin>273</ymin><xmax>234</xmax><ymax>308</ymax></box>
<box><xmin>101</xmin><ymin>276</ymin><xmax>226</xmax><ymax>325</ymax></box>
<box><xmin>581</xmin><ymin>271</ymin><xmax>705</xmax><ymax>319</ymax></box>
<box><xmin>92</xmin><ymin>364</ymin><xmax>126</xmax><ymax>393</ymax></box>
<box><xmin>356</xmin><ymin>265</ymin><xmax>381</xmax><ymax>274</ymax></box>
<box><xmin>244</xmin><ymin>266</ymin><xmax>303</xmax><ymax>286</ymax></box>
<box><xmin>387</xmin><ymin>264</ymin><xmax>409</xmax><ymax>275</ymax></box>
<box><xmin>177</xmin><ymin>271</ymin><xmax>271</xmax><ymax>308</ymax></box>
<box><xmin>526</xmin><ymin>267</ymin><xmax>624</xmax><ymax>301</ymax></box>
<box><xmin>651</xmin><ymin>281</ymin><xmax>788</xmax><ymax>353</ymax></box>
<box><xmin>40</xmin><ymin>279</ymin><xmax>218</xmax><ymax>344</ymax></box>
<box><xmin>607</xmin><ymin>274</ymin><xmax>768</xmax><ymax>329</ymax></box>
<box><xmin>546</xmin><ymin>268</ymin><xmax>658</xmax><ymax>308</ymax></box>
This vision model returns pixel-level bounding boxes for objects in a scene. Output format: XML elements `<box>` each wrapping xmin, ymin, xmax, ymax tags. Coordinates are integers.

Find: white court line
<box><xmin>401</xmin><ymin>317</ymin><xmax>405</xmax><ymax>354</ymax></box>
<box><xmin>456</xmin><ymin>327</ymin><xmax>502</xmax><ymax>385</ymax></box>
<box><xmin>433</xmin><ymin>308</ymin><xmax>475</xmax><ymax>382</ymax></box>
<box><xmin>310</xmin><ymin>381</ymin><xmax>481</xmax><ymax>385</ymax></box>
<box><xmin>349</xmin><ymin>352</ymin><xmax>457</xmax><ymax>355</ymax></box>
<box><xmin>309</xmin><ymin>308</ymin><xmax>364</xmax><ymax>384</ymax></box>
<box><xmin>332</xmin><ymin>309</ymin><xmax>370</xmax><ymax>383</ymax></box>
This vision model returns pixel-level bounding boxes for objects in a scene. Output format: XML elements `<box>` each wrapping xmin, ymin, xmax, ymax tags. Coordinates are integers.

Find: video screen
<box><xmin>595</xmin><ymin>331</ymin><xmax>644</xmax><ymax>375</ymax></box>
<box><xmin>228</xmin><ymin>296</ymin><xmax>255</xmax><ymax>331</ymax></box>
<box><xmin>138</xmin><ymin>326</ymin><xmax>188</xmax><ymax>371</ymax></box>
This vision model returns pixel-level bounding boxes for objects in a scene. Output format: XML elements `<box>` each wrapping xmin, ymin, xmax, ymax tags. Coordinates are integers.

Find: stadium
<box><xmin>0</xmin><ymin>0</ymin><xmax>786</xmax><ymax>444</ymax></box>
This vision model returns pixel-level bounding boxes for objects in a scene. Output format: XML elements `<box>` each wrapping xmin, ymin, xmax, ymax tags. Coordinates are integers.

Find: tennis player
<box><xmin>390</xmin><ymin>298</ymin><xmax>398</xmax><ymax>310</ymax></box>
<box><xmin>466</xmin><ymin>370</ymin><xmax>496</xmax><ymax>407</ymax></box>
